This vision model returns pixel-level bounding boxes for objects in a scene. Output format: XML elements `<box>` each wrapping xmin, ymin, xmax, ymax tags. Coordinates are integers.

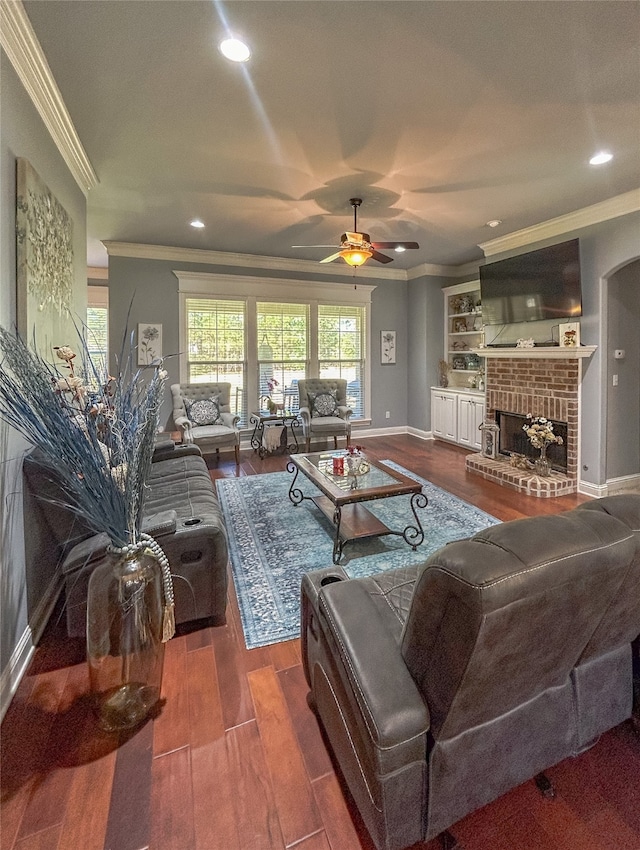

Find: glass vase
<box><xmin>87</xmin><ymin>547</ymin><xmax>165</xmax><ymax>732</ymax></box>
<box><xmin>534</xmin><ymin>445</ymin><xmax>551</xmax><ymax>477</ymax></box>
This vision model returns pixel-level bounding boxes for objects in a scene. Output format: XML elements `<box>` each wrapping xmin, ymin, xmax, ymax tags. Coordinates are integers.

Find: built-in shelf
<box><xmin>470</xmin><ymin>346</ymin><xmax>597</xmax><ymax>359</ymax></box>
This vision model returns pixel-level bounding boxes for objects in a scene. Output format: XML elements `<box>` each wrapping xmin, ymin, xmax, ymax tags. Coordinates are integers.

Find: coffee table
<box><xmin>287</xmin><ymin>452</ymin><xmax>427</xmax><ymax>564</ymax></box>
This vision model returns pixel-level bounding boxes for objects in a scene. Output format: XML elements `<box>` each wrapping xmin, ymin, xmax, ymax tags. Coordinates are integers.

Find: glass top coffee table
<box><xmin>287</xmin><ymin>452</ymin><xmax>428</xmax><ymax>564</ymax></box>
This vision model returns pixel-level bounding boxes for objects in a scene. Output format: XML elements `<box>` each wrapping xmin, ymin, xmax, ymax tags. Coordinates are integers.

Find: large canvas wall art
<box><xmin>16</xmin><ymin>158</ymin><xmax>74</xmax><ymax>347</ymax></box>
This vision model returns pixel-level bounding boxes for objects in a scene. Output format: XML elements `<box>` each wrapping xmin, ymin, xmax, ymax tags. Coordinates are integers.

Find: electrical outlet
<box><xmin>612</xmin><ymin>374</ymin><xmax>619</xmax><ymax>387</ymax></box>
<box><xmin>385</xmin><ymin>410</ymin><xmax>390</xmax><ymax>419</ymax></box>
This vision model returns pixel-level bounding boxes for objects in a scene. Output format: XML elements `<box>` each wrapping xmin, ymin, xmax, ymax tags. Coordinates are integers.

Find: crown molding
<box><xmin>0</xmin><ymin>0</ymin><xmax>98</xmax><ymax>194</ymax></box>
<box><xmin>479</xmin><ymin>189</ymin><xmax>640</xmax><ymax>257</ymax></box>
<box><xmin>103</xmin><ymin>241</ymin><xmax>409</xmax><ymax>281</ymax></box>
<box><xmin>87</xmin><ymin>266</ymin><xmax>108</xmax><ymax>280</ymax></box>
<box><xmin>406</xmin><ymin>262</ymin><xmax>468</xmax><ymax>280</ymax></box>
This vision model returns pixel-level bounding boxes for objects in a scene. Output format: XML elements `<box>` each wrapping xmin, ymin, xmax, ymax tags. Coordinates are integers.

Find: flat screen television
<box><xmin>479</xmin><ymin>239</ymin><xmax>582</xmax><ymax>326</ymax></box>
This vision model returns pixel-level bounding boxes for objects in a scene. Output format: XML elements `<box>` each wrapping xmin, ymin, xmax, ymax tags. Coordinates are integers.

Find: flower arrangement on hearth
<box><xmin>522</xmin><ymin>415</ymin><xmax>563</xmax><ymax>452</ymax></box>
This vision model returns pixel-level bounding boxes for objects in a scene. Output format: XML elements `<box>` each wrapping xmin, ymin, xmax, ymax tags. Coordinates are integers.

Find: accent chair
<box><xmin>171</xmin><ymin>382</ymin><xmax>240</xmax><ymax>464</ymax></box>
<box><xmin>297</xmin><ymin>378</ymin><xmax>352</xmax><ymax>452</ymax></box>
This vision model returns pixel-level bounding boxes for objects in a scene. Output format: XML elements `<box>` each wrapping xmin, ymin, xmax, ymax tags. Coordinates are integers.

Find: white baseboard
<box><xmin>0</xmin><ymin>573</ymin><xmax>63</xmax><ymax>723</ymax></box>
<box><xmin>0</xmin><ymin>626</ymin><xmax>34</xmax><ymax>722</ymax></box>
<box><xmin>406</xmin><ymin>426</ymin><xmax>433</xmax><ymax>441</ymax></box>
<box><xmin>602</xmin><ymin>473</ymin><xmax>640</xmax><ymax>496</ymax></box>
<box><xmin>578</xmin><ymin>480</ymin><xmax>612</xmax><ymax>498</ymax></box>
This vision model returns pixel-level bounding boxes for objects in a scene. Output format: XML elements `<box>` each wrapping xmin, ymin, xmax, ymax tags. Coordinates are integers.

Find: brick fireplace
<box><xmin>465</xmin><ymin>351</ymin><xmax>585</xmax><ymax>497</ymax></box>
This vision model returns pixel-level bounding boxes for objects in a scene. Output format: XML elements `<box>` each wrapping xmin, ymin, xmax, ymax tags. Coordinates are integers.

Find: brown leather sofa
<box><xmin>301</xmin><ymin>494</ymin><xmax>640</xmax><ymax>850</ymax></box>
<box><xmin>23</xmin><ymin>441</ymin><xmax>229</xmax><ymax>637</ymax></box>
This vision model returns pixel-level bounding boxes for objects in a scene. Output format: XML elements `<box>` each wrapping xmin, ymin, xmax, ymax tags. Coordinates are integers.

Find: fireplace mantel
<box><xmin>471</xmin><ymin>346</ymin><xmax>596</xmax><ymax>359</ymax></box>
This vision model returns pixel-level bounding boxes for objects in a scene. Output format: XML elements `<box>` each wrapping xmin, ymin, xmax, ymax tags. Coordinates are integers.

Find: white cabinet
<box><xmin>431</xmin><ymin>388</ymin><xmax>484</xmax><ymax>450</ymax></box>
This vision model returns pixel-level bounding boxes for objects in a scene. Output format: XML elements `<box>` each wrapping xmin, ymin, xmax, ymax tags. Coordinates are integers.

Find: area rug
<box><xmin>216</xmin><ymin>460</ymin><xmax>499</xmax><ymax>649</ymax></box>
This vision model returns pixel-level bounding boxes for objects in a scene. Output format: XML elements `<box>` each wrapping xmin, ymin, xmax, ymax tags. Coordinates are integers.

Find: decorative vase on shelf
<box><xmin>534</xmin><ymin>445</ymin><xmax>551</xmax><ymax>477</ymax></box>
<box><xmin>87</xmin><ymin>544</ymin><xmax>166</xmax><ymax>732</ymax></box>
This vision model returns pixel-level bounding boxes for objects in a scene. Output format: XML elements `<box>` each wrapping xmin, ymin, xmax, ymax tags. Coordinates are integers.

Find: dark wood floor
<box><xmin>3</xmin><ymin>435</ymin><xmax>640</xmax><ymax>850</ymax></box>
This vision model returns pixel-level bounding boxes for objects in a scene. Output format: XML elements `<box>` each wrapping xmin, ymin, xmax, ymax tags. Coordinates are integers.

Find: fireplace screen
<box><xmin>496</xmin><ymin>411</ymin><xmax>568</xmax><ymax>472</ymax></box>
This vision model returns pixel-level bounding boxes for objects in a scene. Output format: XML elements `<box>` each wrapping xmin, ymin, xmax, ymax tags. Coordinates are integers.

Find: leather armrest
<box><xmin>142</xmin><ymin>509</ymin><xmax>178</xmax><ymax>538</ymax></box>
<box><xmin>318</xmin><ymin>580</ymin><xmax>430</xmax><ymax>749</ymax></box>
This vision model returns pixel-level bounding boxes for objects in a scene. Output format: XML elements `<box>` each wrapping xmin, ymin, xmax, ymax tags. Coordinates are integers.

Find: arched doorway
<box><xmin>606</xmin><ymin>258</ymin><xmax>640</xmax><ymax>492</ymax></box>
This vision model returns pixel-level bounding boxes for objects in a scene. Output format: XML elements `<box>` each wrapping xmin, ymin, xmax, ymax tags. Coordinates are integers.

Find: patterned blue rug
<box><xmin>216</xmin><ymin>460</ymin><xmax>499</xmax><ymax>649</ymax></box>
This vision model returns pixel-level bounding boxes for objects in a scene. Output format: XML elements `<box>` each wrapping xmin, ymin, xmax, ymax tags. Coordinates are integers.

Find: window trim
<box><xmin>176</xmin><ymin>272</ymin><xmax>375</xmax><ymax>422</ymax></box>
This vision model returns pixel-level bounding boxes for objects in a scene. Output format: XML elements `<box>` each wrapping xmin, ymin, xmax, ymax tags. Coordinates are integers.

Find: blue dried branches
<box><xmin>0</xmin><ymin>326</ymin><xmax>166</xmax><ymax>548</ymax></box>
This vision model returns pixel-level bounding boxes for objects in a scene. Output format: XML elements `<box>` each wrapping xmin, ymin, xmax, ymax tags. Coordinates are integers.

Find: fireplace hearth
<box><xmin>496</xmin><ymin>411</ymin><xmax>568</xmax><ymax>472</ymax></box>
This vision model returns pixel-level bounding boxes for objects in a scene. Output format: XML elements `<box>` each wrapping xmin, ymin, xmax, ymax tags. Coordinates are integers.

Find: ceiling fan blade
<box><xmin>319</xmin><ymin>251</ymin><xmax>344</xmax><ymax>264</ymax></box>
<box><xmin>371</xmin><ymin>250</ymin><xmax>394</xmax><ymax>264</ymax></box>
<box><xmin>292</xmin><ymin>244</ymin><xmax>338</xmax><ymax>248</ymax></box>
<box><xmin>371</xmin><ymin>241</ymin><xmax>420</xmax><ymax>250</ymax></box>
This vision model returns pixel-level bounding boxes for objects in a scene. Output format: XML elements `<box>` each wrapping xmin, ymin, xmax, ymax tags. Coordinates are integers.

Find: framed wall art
<box><xmin>381</xmin><ymin>330</ymin><xmax>396</xmax><ymax>364</ymax></box>
<box><xmin>559</xmin><ymin>321</ymin><xmax>580</xmax><ymax>348</ymax></box>
<box><xmin>16</xmin><ymin>158</ymin><xmax>74</xmax><ymax>350</ymax></box>
<box><xmin>138</xmin><ymin>323</ymin><xmax>163</xmax><ymax>365</ymax></box>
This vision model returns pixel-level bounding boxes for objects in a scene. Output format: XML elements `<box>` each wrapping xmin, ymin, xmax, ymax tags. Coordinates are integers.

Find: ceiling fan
<box><xmin>293</xmin><ymin>198</ymin><xmax>419</xmax><ymax>267</ymax></box>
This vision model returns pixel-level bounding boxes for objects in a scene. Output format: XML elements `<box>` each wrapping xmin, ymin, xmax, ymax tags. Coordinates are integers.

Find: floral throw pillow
<box><xmin>309</xmin><ymin>390</ymin><xmax>339</xmax><ymax>418</ymax></box>
<box><xmin>185</xmin><ymin>396</ymin><xmax>222</xmax><ymax>426</ymax></box>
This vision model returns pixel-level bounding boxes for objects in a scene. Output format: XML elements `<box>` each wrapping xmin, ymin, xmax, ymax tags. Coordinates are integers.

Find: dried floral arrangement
<box><xmin>0</xmin><ymin>326</ymin><xmax>175</xmax><ymax>636</ymax></box>
<box><xmin>522</xmin><ymin>415</ymin><xmax>564</xmax><ymax>450</ymax></box>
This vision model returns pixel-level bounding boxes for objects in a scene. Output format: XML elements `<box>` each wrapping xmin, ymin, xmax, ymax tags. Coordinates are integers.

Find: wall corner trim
<box><xmin>0</xmin><ymin>0</ymin><xmax>98</xmax><ymax>194</ymax></box>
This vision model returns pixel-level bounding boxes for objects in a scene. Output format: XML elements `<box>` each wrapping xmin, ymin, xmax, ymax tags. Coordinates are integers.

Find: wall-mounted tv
<box><xmin>480</xmin><ymin>238</ymin><xmax>582</xmax><ymax>326</ymax></box>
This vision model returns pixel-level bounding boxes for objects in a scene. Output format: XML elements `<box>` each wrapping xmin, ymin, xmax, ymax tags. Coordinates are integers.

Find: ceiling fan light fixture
<box><xmin>340</xmin><ymin>249</ymin><xmax>372</xmax><ymax>267</ymax></box>
<box><xmin>219</xmin><ymin>38</ymin><xmax>251</xmax><ymax>62</ymax></box>
<box><xmin>394</xmin><ymin>245</ymin><xmax>406</xmax><ymax>253</ymax></box>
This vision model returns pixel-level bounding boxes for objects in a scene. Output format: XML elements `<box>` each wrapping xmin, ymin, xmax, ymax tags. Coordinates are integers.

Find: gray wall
<box><xmin>407</xmin><ymin>274</ymin><xmax>449</xmax><ymax>432</ymax></box>
<box><xmin>0</xmin><ymin>51</ymin><xmax>87</xmax><ymax>686</ymax></box>
<box><xmin>606</xmin><ymin>259</ymin><xmax>640</xmax><ymax>481</ymax></box>
<box><xmin>106</xmin><ymin>256</ymin><xmax>410</xmax><ymax>430</ymax></box>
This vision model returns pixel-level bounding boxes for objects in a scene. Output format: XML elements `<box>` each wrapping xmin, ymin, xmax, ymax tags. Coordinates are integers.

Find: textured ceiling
<box><xmin>22</xmin><ymin>0</ymin><xmax>640</xmax><ymax>270</ymax></box>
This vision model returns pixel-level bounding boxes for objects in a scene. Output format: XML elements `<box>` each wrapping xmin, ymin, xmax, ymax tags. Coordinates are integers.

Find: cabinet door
<box><xmin>433</xmin><ymin>392</ymin><xmax>457</xmax><ymax>440</ymax></box>
<box><xmin>471</xmin><ymin>399</ymin><xmax>485</xmax><ymax>450</ymax></box>
<box><xmin>458</xmin><ymin>397</ymin><xmax>473</xmax><ymax>446</ymax></box>
<box><xmin>458</xmin><ymin>397</ymin><xmax>485</xmax><ymax>448</ymax></box>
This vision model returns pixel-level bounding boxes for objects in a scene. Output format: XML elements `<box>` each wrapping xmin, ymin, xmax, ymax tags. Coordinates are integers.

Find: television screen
<box><xmin>480</xmin><ymin>239</ymin><xmax>582</xmax><ymax>326</ymax></box>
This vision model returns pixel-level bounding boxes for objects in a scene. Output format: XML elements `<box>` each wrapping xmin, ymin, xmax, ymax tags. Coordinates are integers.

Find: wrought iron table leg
<box><xmin>401</xmin><ymin>492</ymin><xmax>428</xmax><ymax>549</ymax></box>
<box><xmin>332</xmin><ymin>505</ymin><xmax>343</xmax><ymax>564</ymax></box>
<box><xmin>287</xmin><ymin>462</ymin><xmax>305</xmax><ymax>505</ymax></box>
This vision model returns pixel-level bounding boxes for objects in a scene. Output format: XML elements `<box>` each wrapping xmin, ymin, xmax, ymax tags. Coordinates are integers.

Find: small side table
<box><xmin>250</xmin><ymin>411</ymin><xmax>299</xmax><ymax>458</ymax></box>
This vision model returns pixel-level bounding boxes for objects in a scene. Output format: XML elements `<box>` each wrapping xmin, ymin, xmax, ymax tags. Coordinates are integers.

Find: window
<box><xmin>257</xmin><ymin>302</ymin><xmax>308</xmax><ymax>412</ymax></box>
<box><xmin>318</xmin><ymin>305</ymin><xmax>364</xmax><ymax>418</ymax></box>
<box><xmin>185</xmin><ymin>298</ymin><xmax>246</xmax><ymax>420</ymax></box>
<box><xmin>178</xmin><ymin>274</ymin><xmax>374</xmax><ymax>426</ymax></box>
<box><xmin>86</xmin><ymin>285</ymin><xmax>109</xmax><ymax>377</ymax></box>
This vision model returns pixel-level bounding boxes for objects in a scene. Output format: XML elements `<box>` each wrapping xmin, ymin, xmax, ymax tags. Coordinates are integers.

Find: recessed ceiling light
<box><xmin>190</xmin><ymin>219</ymin><xmax>205</xmax><ymax>229</ymax></box>
<box><xmin>219</xmin><ymin>38</ymin><xmax>251</xmax><ymax>62</ymax></box>
<box><xmin>589</xmin><ymin>151</ymin><xmax>613</xmax><ymax>165</ymax></box>
<box><xmin>486</xmin><ymin>219</ymin><xmax>502</xmax><ymax>228</ymax></box>
<box><xmin>395</xmin><ymin>245</ymin><xmax>406</xmax><ymax>253</ymax></box>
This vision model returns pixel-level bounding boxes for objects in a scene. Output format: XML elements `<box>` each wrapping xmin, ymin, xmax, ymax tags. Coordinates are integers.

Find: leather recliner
<box><xmin>301</xmin><ymin>494</ymin><xmax>640</xmax><ymax>850</ymax></box>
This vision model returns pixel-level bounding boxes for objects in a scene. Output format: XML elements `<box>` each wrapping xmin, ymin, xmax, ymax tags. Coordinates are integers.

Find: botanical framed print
<box><xmin>559</xmin><ymin>321</ymin><xmax>580</xmax><ymax>348</ymax></box>
<box><xmin>138</xmin><ymin>323</ymin><xmax>163</xmax><ymax>365</ymax></box>
<box><xmin>381</xmin><ymin>330</ymin><xmax>396</xmax><ymax>365</ymax></box>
